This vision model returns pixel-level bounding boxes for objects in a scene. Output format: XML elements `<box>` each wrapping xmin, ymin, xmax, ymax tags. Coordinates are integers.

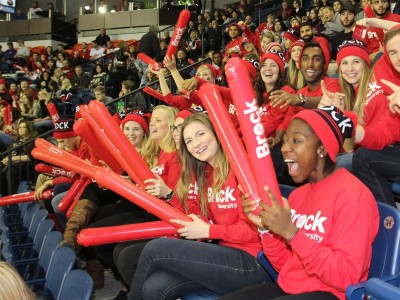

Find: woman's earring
<box><xmin>319</xmin><ymin>154</ymin><xmax>324</xmax><ymax>158</ymax></box>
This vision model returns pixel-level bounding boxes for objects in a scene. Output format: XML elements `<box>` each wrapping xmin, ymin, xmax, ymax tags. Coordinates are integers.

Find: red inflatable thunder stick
<box><xmin>197</xmin><ymin>84</ymin><xmax>262</xmax><ymax>205</ymax></box>
<box><xmin>87</xmin><ymin>100</ymin><xmax>156</xmax><ymax>188</ymax></box>
<box><xmin>73</xmin><ymin>117</ymin><xmax>123</xmax><ymax>175</ymax></box>
<box><xmin>166</xmin><ymin>9</ymin><xmax>191</xmax><ymax>60</ymax></box>
<box><xmin>35</xmin><ymin>163</ymin><xmax>73</xmax><ymax>178</ymax></box>
<box><xmin>32</xmin><ymin>143</ymin><xmax>192</xmax><ymax>223</ymax></box>
<box><xmin>46</xmin><ymin>102</ymin><xmax>60</xmax><ymax>124</ymax></box>
<box><xmin>66</xmin><ymin>177</ymin><xmax>91</xmax><ymax>218</ymax></box>
<box><xmin>3</xmin><ymin>105</ymin><xmax>12</xmax><ymax>126</ymax></box>
<box><xmin>143</xmin><ymin>86</ymin><xmax>165</xmax><ymax>102</ymax></box>
<box><xmin>0</xmin><ymin>190</ymin><xmax>53</xmax><ymax>206</ymax></box>
<box><xmin>225</xmin><ymin>58</ymin><xmax>281</xmax><ymax>208</ymax></box>
<box><xmin>58</xmin><ymin>176</ymin><xmax>90</xmax><ymax>213</ymax></box>
<box><xmin>78</xmin><ymin>221</ymin><xmax>177</xmax><ymax>246</ymax></box>
<box><xmin>137</xmin><ymin>53</ymin><xmax>161</xmax><ymax>72</ymax></box>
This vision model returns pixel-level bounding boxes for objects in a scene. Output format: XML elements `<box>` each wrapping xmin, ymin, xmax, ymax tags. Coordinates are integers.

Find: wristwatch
<box><xmin>298</xmin><ymin>94</ymin><xmax>307</xmax><ymax>106</ymax></box>
<box><xmin>165</xmin><ymin>190</ymin><xmax>174</xmax><ymax>202</ymax></box>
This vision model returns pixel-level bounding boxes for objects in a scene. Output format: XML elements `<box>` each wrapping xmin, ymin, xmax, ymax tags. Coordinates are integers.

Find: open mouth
<box><xmin>197</xmin><ymin>146</ymin><xmax>207</xmax><ymax>154</ymax></box>
<box><xmin>284</xmin><ymin>159</ymin><xmax>299</xmax><ymax>175</ymax></box>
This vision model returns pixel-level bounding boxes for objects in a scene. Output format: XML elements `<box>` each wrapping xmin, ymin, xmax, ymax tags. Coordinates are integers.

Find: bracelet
<box><xmin>258</xmin><ymin>227</ymin><xmax>270</xmax><ymax>235</ymax></box>
<box><xmin>286</xmin><ymin>227</ymin><xmax>300</xmax><ymax>244</ymax></box>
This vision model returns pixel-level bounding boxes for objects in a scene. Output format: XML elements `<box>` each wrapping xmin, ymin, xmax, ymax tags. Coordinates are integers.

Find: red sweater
<box><xmin>261</xmin><ymin>169</ymin><xmax>379</xmax><ymax>299</ymax></box>
<box><xmin>151</xmin><ymin>150</ymin><xmax>180</xmax><ymax>191</ymax></box>
<box><xmin>259</xmin><ymin>85</ymin><xmax>296</xmax><ymax>137</ymax></box>
<box><xmin>224</xmin><ymin>36</ymin><xmax>246</xmax><ymax>58</ymax></box>
<box><xmin>207</xmin><ymin>170</ymin><xmax>262</xmax><ymax>257</ymax></box>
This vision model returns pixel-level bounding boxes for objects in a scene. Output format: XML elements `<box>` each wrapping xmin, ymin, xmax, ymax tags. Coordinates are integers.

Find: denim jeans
<box><xmin>336</xmin><ymin>153</ymin><xmax>353</xmax><ymax>173</ymax></box>
<box><xmin>51</xmin><ymin>190</ymin><xmax>68</xmax><ymax>230</ymax></box>
<box><xmin>128</xmin><ymin>238</ymin><xmax>271</xmax><ymax>300</ymax></box>
<box><xmin>136</xmin><ymin>58</ymin><xmax>148</xmax><ymax>88</ymax></box>
<box><xmin>353</xmin><ymin>144</ymin><xmax>400</xmax><ymax>207</ymax></box>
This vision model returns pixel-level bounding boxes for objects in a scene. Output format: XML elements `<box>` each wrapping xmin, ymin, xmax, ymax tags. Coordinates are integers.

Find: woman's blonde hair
<box><xmin>176</xmin><ymin>113</ymin><xmax>230</xmax><ymax>216</ymax></box>
<box><xmin>339</xmin><ymin>59</ymin><xmax>372</xmax><ymax>124</ymax></box>
<box><xmin>142</xmin><ymin>105</ymin><xmax>178</xmax><ymax>168</ymax></box>
<box><xmin>0</xmin><ymin>261</ymin><xmax>36</xmax><ymax>300</ymax></box>
<box><xmin>20</xmin><ymin>92</ymin><xmax>35</xmax><ymax>115</ymax></box>
<box><xmin>287</xmin><ymin>58</ymin><xmax>305</xmax><ymax>91</ymax></box>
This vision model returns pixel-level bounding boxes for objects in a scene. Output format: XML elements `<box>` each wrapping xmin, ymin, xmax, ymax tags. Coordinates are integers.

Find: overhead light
<box><xmin>111</xmin><ymin>9</ymin><xmax>115</xmax><ymax>12</ymax></box>
<box><xmin>84</xmin><ymin>5</ymin><xmax>90</xmax><ymax>10</ymax></box>
<box><xmin>99</xmin><ymin>6</ymin><xmax>105</xmax><ymax>13</ymax></box>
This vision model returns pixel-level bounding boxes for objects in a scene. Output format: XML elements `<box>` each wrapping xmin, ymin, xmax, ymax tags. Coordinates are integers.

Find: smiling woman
<box><xmin>221</xmin><ymin>107</ymin><xmax>379</xmax><ymax>300</ymax></box>
<box><xmin>128</xmin><ymin>113</ymin><xmax>271</xmax><ymax>300</ymax></box>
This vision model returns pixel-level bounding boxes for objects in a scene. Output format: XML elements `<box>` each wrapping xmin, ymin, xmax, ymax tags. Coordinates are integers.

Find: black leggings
<box><xmin>219</xmin><ymin>282</ymin><xmax>339</xmax><ymax>300</ymax></box>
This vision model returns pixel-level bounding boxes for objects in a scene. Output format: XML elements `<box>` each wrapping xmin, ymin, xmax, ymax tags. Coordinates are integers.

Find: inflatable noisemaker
<box><xmin>143</xmin><ymin>86</ymin><xmax>165</xmax><ymax>102</ymax></box>
<box><xmin>137</xmin><ymin>53</ymin><xmax>161</xmax><ymax>72</ymax></box>
<box><xmin>35</xmin><ymin>163</ymin><xmax>73</xmax><ymax>178</ymax></box>
<box><xmin>0</xmin><ymin>189</ymin><xmax>53</xmax><ymax>206</ymax></box>
<box><xmin>197</xmin><ymin>83</ymin><xmax>262</xmax><ymax>204</ymax></box>
<box><xmin>57</xmin><ymin>176</ymin><xmax>90</xmax><ymax>213</ymax></box>
<box><xmin>225</xmin><ymin>58</ymin><xmax>281</xmax><ymax>207</ymax></box>
<box><xmin>66</xmin><ymin>177</ymin><xmax>92</xmax><ymax>218</ymax></box>
<box><xmin>32</xmin><ymin>144</ymin><xmax>193</xmax><ymax>226</ymax></box>
<box><xmin>3</xmin><ymin>105</ymin><xmax>12</xmax><ymax>126</ymax></box>
<box><xmin>166</xmin><ymin>9</ymin><xmax>191</xmax><ymax>59</ymax></box>
<box><xmin>87</xmin><ymin>100</ymin><xmax>156</xmax><ymax>188</ymax></box>
<box><xmin>47</xmin><ymin>102</ymin><xmax>60</xmax><ymax>124</ymax></box>
<box><xmin>78</xmin><ymin>221</ymin><xmax>178</xmax><ymax>246</ymax></box>
<box><xmin>74</xmin><ymin>117</ymin><xmax>123</xmax><ymax>174</ymax></box>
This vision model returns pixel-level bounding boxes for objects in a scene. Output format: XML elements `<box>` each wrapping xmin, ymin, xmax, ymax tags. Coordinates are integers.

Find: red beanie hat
<box><xmin>283</xmin><ymin>28</ymin><xmax>300</xmax><ymax>43</ymax></box>
<box><xmin>336</xmin><ymin>40</ymin><xmax>370</xmax><ymax>68</ymax></box>
<box><xmin>265</xmin><ymin>42</ymin><xmax>284</xmax><ymax>53</ymax></box>
<box><xmin>175</xmin><ymin>106</ymin><xmax>205</xmax><ymax>120</ymax></box>
<box><xmin>53</xmin><ymin>119</ymin><xmax>76</xmax><ymax>139</ymax></box>
<box><xmin>289</xmin><ymin>39</ymin><xmax>305</xmax><ymax>55</ymax></box>
<box><xmin>293</xmin><ymin>106</ymin><xmax>354</xmax><ymax>162</ymax></box>
<box><xmin>198</xmin><ymin>64</ymin><xmax>218</xmax><ymax>78</ymax></box>
<box><xmin>242</xmin><ymin>57</ymin><xmax>259</xmax><ymax>79</ymax></box>
<box><xmin>260</xmin><ymin>51</ymin><xmax>285</xmax><ymax>72</ymax></box>
<box><xmin>121</xmin><ymin>111</ymin><xmax>149</xmax><ymax>134</ymax></box>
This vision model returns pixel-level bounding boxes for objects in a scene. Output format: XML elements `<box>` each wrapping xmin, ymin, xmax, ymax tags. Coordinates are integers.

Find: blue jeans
<box><xmin>353</xmin><ymin>145</ymin><xmax>400</xmax><ymax>207</ymax></box>
<box><xmin>128</xmin><ymin>238</ymin><xmax>271</xmax><ymax>300</ymax></box>
<box><xmin>136</xmin><ymin>58</ymin><xmax>149</xmax><ymax>87</ymax></box>
<box><xmin>0</xmin><ymin>133</ymin><xmax>14</xmax><ymax>150</ymax></box>
<box><xmin>336</xmin><ymin>153</ymin><xmax>353</xmax><ymax>173</ymax></box>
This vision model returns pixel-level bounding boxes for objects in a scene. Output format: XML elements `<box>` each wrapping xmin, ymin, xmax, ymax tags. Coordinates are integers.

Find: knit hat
<box><xmin>293</xmin><ymin>106</ymin><xmax>354</xmax><ymax>162</ymax></box>
<box><xmin>242</xmin><ymin>57</ymin><xmax>259</xmax><ymax>80</ymax></box>
<box><xmin>336</xmin><ymin>40</ymin><xmax>370</xmax><ymax>67</ymax></box>
<box><xmin>228</xmin><ymin>23</ymin><xmax>242</xmax><ymax>33</ymax></box>
<box><xmin>0</xmin><ymin>78</ymin><xmax>5</xmax><ymax>85</ymax></box>
<box><xmin>198</xmin><ymin>64</ymin><xmax>218</xmax><ymax>78</ymax></box>
<box><xmin>241</xmin><ymin>37</ymin><xmax>253</xmax><ymax>46</ymax></box>
<box><xmin>53</xmin><ymin>119</ymin><xmax>76</xmax><ymax>139</ymax></box>
<box><xmin>340</xmin><ymin>3</ymin><xmax>356</xmax><ymax>14</ymax></box>
<box><xmin>260</xmin><ymin>51</ymin><xmax>285</xmax><ymax>72</ymax></box>
<box><xmin>283</xmin><ymin>28</ymin><xmax>300</xmax><ymax>43</ymax></box>
<box><xmin>175</xmin><ymin>106</ymin><xmax>205</xmax><ymax>120</ymax></box>
<box><xmin>289</xmin><ymin>39</ymin><xmax>305</xmax><ymax>55</ymax></box>
<box><xmin>265</xmin><ymin>42</ymin><xmax>284</xmax><ymax>53</ymax></box>
<box><xmin>121</xmin><ymin>110</ymin><xmax>149</xmax><ymax>134</ymax></box>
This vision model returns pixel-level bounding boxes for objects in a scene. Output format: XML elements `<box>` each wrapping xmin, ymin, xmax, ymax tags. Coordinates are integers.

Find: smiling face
<box><xmin>260</xmin><ymin>58</ymin><xmax>280</xmax><ymax>89</ymax></box>
<box><xmin>196</xmin><ymin>66</ymin><xmax>215</xmax><ymax>83</ymax></box>
<box><xmin>123</xmin><ymin>120</ymin><xmax>145</xmax><ymax>148</ymax></box>
<box><xmin>340</xmin><ymin>55</ymin><xmax>365</xmax><ymax>87</ymax></box>
<box><xmin>18</xmin><ymin>122</ymin><xmax>29</xmax><ymax>138</ymax></box>
<box><xmin>300</xmin><ymin>46</ymin><xmax>325</xmax><ymax>85</ymax></box>
<box><xmin>291</xmin><ymin>45</ymin><xmax>302</xmax><ymax>66</ymax></box>
<box><xmin>183</xmin><ymin>121</ymin><xmax>218</xmax><ymax>167</ymax></box>
<box><xmin>386</xmin><ymin>33</ymin><xmax>400</xmax><ymax>73</ymax></box>
<box><xmin>149</xmin><ymin>108</ymin><xmax>170</xmax><ymax>143</ymax></box>
<box><xmin>281</xmin><ymin>119</ymin><xmax>323</xmax><ymax>183</ymax></box>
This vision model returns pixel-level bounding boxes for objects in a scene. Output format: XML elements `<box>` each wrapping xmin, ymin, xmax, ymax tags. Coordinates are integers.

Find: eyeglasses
<box><xmin>170</xmin><ymin>124</ymin><xmax>183</xmax><ymax>133</ymax></box>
